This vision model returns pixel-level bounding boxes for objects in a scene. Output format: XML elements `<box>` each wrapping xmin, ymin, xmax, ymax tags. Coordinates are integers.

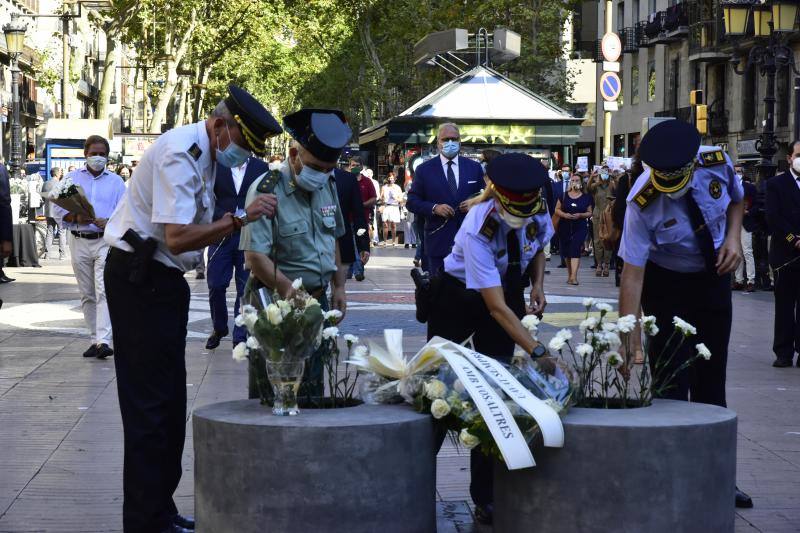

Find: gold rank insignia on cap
<box><xmin>479</xmin><ymin>215</ymin><xmax>499</xmax><ymax>240</ymax></box>
<box><xmin>698</xmin><ymin>149</ymin><xmax>725</xmax><ymax>167</ymax></box>
<box><xmin>633</xmin><ymin>180</ymin><xmax>660</xmax><ymax>209</ymax></box>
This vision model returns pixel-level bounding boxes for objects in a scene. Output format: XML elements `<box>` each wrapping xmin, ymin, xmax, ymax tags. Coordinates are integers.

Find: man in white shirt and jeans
<box><xmin>55</xmin><ymin>135</ymin><xmax>126</xmax><ymax>359</ymax></box>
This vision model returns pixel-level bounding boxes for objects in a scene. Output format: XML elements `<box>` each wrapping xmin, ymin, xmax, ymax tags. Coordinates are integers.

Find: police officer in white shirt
<box><xmin>103</xmin><ymin>85</ymin><xmax>281</xmax><ymax>533</ymax></box>
<box><xmin>54</xmin><ymin>135</ymin><xmax>126</xmax><ymax>360</ymax></box>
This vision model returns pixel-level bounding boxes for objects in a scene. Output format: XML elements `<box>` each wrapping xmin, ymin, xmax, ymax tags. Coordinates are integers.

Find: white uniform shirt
<box><xmin>231</xmin><ymin>160</ymin><xmax>248</xmax><ymax>195</ymax></box>
<box><xmin>53</xmin><ymin>167</ymin><xmax>127</xmax><ymax>233</ymax></box>
<box><xmin>104</xmin><ymin>121</ymin><xmax>215</xmax><ymax>272</ymax></box>
<box><xmin>440</xmin><ymin>154</ymin><xmax>460</xmax><ymax>188</ymax></box>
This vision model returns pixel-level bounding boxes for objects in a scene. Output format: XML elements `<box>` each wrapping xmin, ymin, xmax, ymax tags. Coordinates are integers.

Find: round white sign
<box><xmin>601</xmin><ymin>33</ymin><xmax>622</xmax><ymax>62</ymax></box>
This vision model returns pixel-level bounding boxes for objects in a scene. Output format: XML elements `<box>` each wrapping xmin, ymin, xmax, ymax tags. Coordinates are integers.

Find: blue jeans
<box><xmin>207</xmin><ymin>234</ymin><xmax>248</xmax><ymax>344</ymax></box>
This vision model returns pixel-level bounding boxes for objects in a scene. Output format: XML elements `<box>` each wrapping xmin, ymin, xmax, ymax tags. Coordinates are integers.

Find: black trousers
<box><xmin>105</xmin><ymin>248</ymin><xmax>189</xmax><ymax>532</ymax></box>
<box><xmin>642</xmin><ymin>262</ymin><xmax>731</xmax><ymax>408</ymax></box>
<box><xmin>428</xmin><ymin>274</ymin><xmax>523</xmax><ymax>506</ymax></box>
<box><xmin>773</xmin><ymin>267</ymin><xmax>800</xmax><ymax>362</ymax></box>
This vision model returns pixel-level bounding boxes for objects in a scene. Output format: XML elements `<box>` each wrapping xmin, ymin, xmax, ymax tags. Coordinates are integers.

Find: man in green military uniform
<box><xmin>240</xmin><ymin>108</ymin><xmax>352</xmax><ymax>400</ymax></box>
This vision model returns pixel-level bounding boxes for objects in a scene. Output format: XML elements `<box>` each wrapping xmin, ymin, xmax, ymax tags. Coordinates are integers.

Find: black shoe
<box><xmin>173</xmin><ymin>514</ymin><xmax>195</xmax><ymax>529</ymax></box>
<box><xmin>735</xmin><ymin>487</ymin><xmax>753</xmax><ymax>508</ymax></box>
<box><xmin>355</xmin><ymin>273</ymin><xmax>365</xmax><ymax>281</ymax></box>
<box><xmin>83</xmin><ymin>345</ymin><xmax>98</xmax><ymax>358</ymax></box>
<box><xmin>474</xmin><ymin>503</ymin><xmax>493</xmax><ymax>525</ymax></box>
<box><xmin>196</xmin><ymin>272</ymin><xmax>205</xmax><ymax>280</ymax></box>
<box><xmin>205</xmin><ymin>330</ymin><xmax>228</xmax><ymax>350</ymax></box>
<box><xmin>161</xmin><ymin>524</ymin><xmax>193</xmax><ymax>533</ymax></box>
<box><xmin>404</xmin><ymin>244</ymin><xmax>410</xmax><ymax>249</ymax></box>
<box><xmin>95</xmin><ymin>344</ymin><xmax>114</xmax><ymax>359</ymax></box>
<box><xmin>773</xmin><ymin>358</ymin><xmax>793</xmax><ymax>368</ymax></box>
<box><xmin>0</xmin><ymin>275</ymin><xmax>15</xmax><ymax>282</ymax></box>
<box><xmin>557</xmin><ymin>264</ymin><xmax>566</xmax><ymax>268</ymax></box>
<box><xmin>544</xmin><ymin>270</ymin><xmax>551</xmax><ymax>275</ymax></box>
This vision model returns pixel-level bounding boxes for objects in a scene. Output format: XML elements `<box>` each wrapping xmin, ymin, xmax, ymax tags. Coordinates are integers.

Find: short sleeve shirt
<box><xmin>239</xmin><ymin>162</ymin><xmax>346</xmax><ymax>290</ymax></box>
<box><xmin>104</xmin><ymin>121</ymin><xmax>214</xmax><ymax>271</ymax></box>
<box><xmin>444</xmin><ymin>200</ymin><xmax>554</xmax><ymax>289</ymax></box>
<box><xmin>619</xmin><ymin>146</ymin><xmax>743</xmax><ymax>272</ymax></box>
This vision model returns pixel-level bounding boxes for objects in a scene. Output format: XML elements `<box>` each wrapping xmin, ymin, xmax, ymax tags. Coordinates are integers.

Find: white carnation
<box><xmin>352</xmin><ymin>345</ymin><xmax>368</xmax><ymax>359</ymax></box>
<box><xmin>641</xmin><ymin>315</ymin><xmax>659</xmax><ymax>336</ymax></box>
<box><xmin>234</xmin><ymin>314</ymin><xmax>245</xmax><ymax>327</ymax></box>
<box><xmin>617</xmin><ymin>314</ymin><xmax>637</xmax><ymax>333</ymax></box>
<box><xmin>324</xmin><ymin>309</ymin><xmax>343</xmax><ymax>322</ymax></box>
<box><xmin>579</xmin><ymin>317</ymin><xmax>599</xmax><ymax>333</ymax></box>
<box><xmin>291</xmin><ymin>278</ymin><xmax>303</xmax><ymax>290</ymax></box>
<box><xmin>556</xmin><ymin>328</ymin><xmax>573</xmax><ymax>341</ymax></box>
<box><xmin>232</xmin><ymin>342</ymin><xmax>248</xmax><ymax>362</ymax></box>
<box><xmin>322</xmin><ymin>326</ymin><xmax>339</xmax><ymax>340</ymax></box>
<box><xmin>695</xmin><ymin>343</ymin><xmax>712</xmax><ymax>360</ymax></box>
<box><xmin>277</xmin><ymin>300</ymin><xmax>292</xmax><ymax>317</ymax></box>
<box><xmin>241</xmin><ymin>304</ymin><xmax>257</xmax><ymax>315</ymax></box>
<box><xmin>266</xmin><ymin>304</ymin><xmax>283</xmax><ymax>326</ymax></box>
<box><xmin>343</xmin><ymin>334</ymin><xmax>359</xmax><ymax>344</ymax></box>
<box><xmin>595</xmin><ymin>302</ymin><xmax>613</xmax><ymax>313</ymax></box>
<box><xmin>548</xmin><ymin>335</ymin><xmax>567</xmax><ymax>352</ymax></box>
<box><xmin>306</xmin><ymin>297</ymin><xmax>320</xmax><ymax>307</ymax></box>
<box><xmin>673</xmin><ymin>316</ymin><xmax>697</xmax><ymax>336</ymax></box>
<box><xmin>606</xmin><ymin>351</ymin><xmax>624</xmax><ymax>369</ymax></box>
<box><xmin>425</xmin><ymin>379</ymin><xmax>447</xmax><ymax>400</ymax></box>
<box><xmin>430</xmin><ymin>398</ymin><xmax>451</xmax><ymax>419</ymax></box>
<box><xmin>521</xmin><ymin>315</ymin><xmax>540</xmax><ymax>330</ymax></box>
<box><xmin>575</xmin><ymin>343</ymin><xmax>593</xmax><ymax>357</ymax></box>
<box><xmin>601</xmin><ymin>322</ymin><xmax>618</xmax><ymax>332</ymax></box>
<box><xmin>243</xmin><ymin>313</ymin><xmax>258</xmax><ymax>329</ymax></box>
<box><xmin>245</xmin><ymin>336</ymin><xmax>261</xmax><ymax>350</ymax></box>
<box><xmin>582</xmin><ymin>297</ymin><xmax>597</xmax><ymax>308</ymax></box>
<box><xmin>459</xmin><ymin>428</ymin><xmax>480</xmax><ymax>449</ymax></box>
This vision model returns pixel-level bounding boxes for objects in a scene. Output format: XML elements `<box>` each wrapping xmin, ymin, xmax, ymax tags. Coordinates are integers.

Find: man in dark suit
<box><xmin>766</xmin><ymin>140</ymin><xmax>800</xmax><ymax>367</ymax></box>
<box><xmin>334</xmin><ymin>165</ymin><xmax>370</xmax><ymax>280</ymax></box>
<box><xmin>0</xmin><ymin>162</ymin><xmax>12</xmax><ymax>305</ymax></box>
<box><xmin>407</xmin><ymin>123</ymin><xmax>484</xmax><ymax>274</ymax></box>
<box><xmin>206</xmin><ymin>156</ymin><xmax>269</xmax><ymax>349</ymax></box>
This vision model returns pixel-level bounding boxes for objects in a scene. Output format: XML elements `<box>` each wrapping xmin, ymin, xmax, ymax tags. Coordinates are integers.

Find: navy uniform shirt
<box><xmin>444</xmin><ymin>199</ymin><xmax>554</xmax><ymax>289</ymax></box>
<box><xmin>619</xmin><ymin>146</ymin><xmax>744</xmax><ymax>273</ymax></box>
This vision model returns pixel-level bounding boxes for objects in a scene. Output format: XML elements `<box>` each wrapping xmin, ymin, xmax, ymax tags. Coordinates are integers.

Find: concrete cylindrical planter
<box><xmin>494</xmin><ymin>400</ymin><xmax>737</xmax><ymax>533</ymax></box>
<box><xmin>193</xmin><ymin>400</ymin><xmax>436</xmax><ymax>533</ymax></box>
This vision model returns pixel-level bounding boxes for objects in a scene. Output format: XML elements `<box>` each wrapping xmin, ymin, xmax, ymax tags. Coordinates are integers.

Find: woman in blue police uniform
<box><xmin>618</xmin><ymin>119</ymin><xmax>753</xmax><ymax>509</ymax></box>
<box><xmin>428</xmin><ymin>153</ymin><xmax>551</xmax><ymax>524</ymax></box>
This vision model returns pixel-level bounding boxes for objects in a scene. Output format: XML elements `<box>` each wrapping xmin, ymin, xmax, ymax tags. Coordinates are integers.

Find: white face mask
<box><xmin>666</xmin><ymin>186</ymin><xmax>691</xmax><ymax>200</ymax></box>
<box><xmin>86</xmin><ymin>156</ymin><xmax>107</xmax><ymax>172</ymax></box>
<box><xmin>295</xmin><ymin>165</ymin><xmax>331</xmax><ymax>191</ymax></box>
<box><xmin>792</xmin><ymin>157</ymin><xmax>800</xmax><ymax>174</ymax></box>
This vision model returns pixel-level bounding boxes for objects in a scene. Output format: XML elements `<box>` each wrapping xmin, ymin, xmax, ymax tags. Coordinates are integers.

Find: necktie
<box><xmin>504</xmin><ymin>230</ymin><xmax>525</xmax><ymax>316</ymax></box>
<box><xmin>446</xmin><ymin>161</ymin><xmax>457</xmax><ymax>197</ymax></box>
<box><xmin>684</xmin><ymin>192</ymin><xmax>717</xmax><ymax>273</ymax></box>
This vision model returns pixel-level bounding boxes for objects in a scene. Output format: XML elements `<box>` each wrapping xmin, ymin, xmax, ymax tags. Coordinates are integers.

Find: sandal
<box><xmin>567</xmin><ymin>280</ymin><xmax>579</xmax><ymax>286</ymax></box>
<box><xmin>595</xmin><ymin>269</ymin><xmax>603</xmax><ymax>277</ymax></box>
<box><xmin>602</xmin><ymin>265</ymin><xmax>610</xmax><ymax>277</ymax></box>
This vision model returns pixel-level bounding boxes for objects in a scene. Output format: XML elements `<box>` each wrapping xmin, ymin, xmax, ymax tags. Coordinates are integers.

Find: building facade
<box><xmin>592</xmin><ymin>0</ymin><xmax>800</xmax><ymax>171</ymax></box>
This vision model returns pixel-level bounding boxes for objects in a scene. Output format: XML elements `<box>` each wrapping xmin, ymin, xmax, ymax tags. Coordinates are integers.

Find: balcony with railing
<box><xmin>645</xmin><ymin>2</ymin><xmax>690</xmax><ymax>45</ymax></box>
<box><xmin>593</xmin><ymin>39</ymin><xmax>603</xmax><ymax>63</ymax></box>
<box><xmin>688</xmin><ymin>1</ymin><xmax>731</xmax><ymax>62</ymax></box>
<box><xmin>636</xmin><ymin>21</ymin><xmax>652</xmax><ymax>47</ymax></box>
<box><xmin>620</xmin><ymin>27</ymin><xmax>640</xmax><ymax>53</ymax></box>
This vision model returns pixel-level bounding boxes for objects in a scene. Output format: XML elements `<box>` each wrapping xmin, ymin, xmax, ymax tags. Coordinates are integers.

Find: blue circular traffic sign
<box><xmin>600</xmin><ymin>72</ymin><xmax>621</xmax><ymax>102</ymax></box>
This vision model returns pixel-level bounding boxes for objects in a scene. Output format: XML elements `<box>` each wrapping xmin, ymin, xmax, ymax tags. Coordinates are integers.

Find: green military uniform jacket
<box><xmin>239</xmin><ymin>161</ymin><xmax>346</xmax><ymax>292</ymax></box>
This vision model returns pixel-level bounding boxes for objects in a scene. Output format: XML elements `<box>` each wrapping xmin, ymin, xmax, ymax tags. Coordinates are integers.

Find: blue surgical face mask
<box><xmin>600</xmin><ymin>173</ymin><xmax>609</xmax><ymax>181</ymax></box>
<box><xmin>561</xmin><ymin>171</ymin><xmax>570</xmax><ymax>179</ymax></box>
<box><xmin>295</xmin><ymin>164</ymin><xmax>331</xmax><ymax>191</ymax></box>
<box><xmin>441</xmin><ymin>140</ymin><xmax>460</xmax><ymax>159</ymax></box>
<box><xmin>215</xmin><ymin>123</ymin><xmax>250</xmax><ymax>168</ymax></box>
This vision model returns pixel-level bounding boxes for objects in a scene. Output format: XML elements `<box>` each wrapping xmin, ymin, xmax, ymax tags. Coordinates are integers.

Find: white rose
<box><xmin>595</xmin><ymin>302</ymin><xmax>613</xmax><ymax>313</ymax></box>
<box><xmin>575</xmin><ymin>343</ymin><xmax>593</xmax><ymax>357</ymax></box>
<box><xmin>582</xmin><ymin>297</ymin><xmax>597</xmax><ymax>308</ymax></box>
<box><xmin>234</xmin><ymin>314</ymin><xmax>245</xmax><ymax>327</ymax></box>
<box><xmin>548</xmin><ymin>335</ymin><xmax>566</xmax><ymax>352</ymax></box>
<box><xmin>232</xmin><ymin>342</ymin><xmax>248</xmax><ymax>362</ymax></box>
<box><xmin>430</xmin><ymin>398</ymin><xmax>451</xmax><ymax>419</ymax></box>
<box><xmin>324</xmin><ymin>309</ymin><xmax>343</xmax><ymax>322</ymax></box>
<box><xmin>241</xmin><ymin>304</ymin><xmax>257</xmax><ymax>315</ymax></box>
<box><xmin>673</xmin><ymin>316</ymin><xmax>697</xmax><ymax>336</ymax></box>
<box><xmin>459</xmin><ymin>428</ymin><xmax>480</xmax><ymax>449</ymax></box>
<box><xmin>266</xmin><ymin>304</ymin><xmax>283</xmax><ymax>326</ymax></box>
<box><xmin>243</xmin><ymin>313</ymin><xmax>259</xmax><ymax>329</ymax></box>
<box><xmin>425</xmin><ymin>379</ymin><xmax>447</xmax><ymax>400</ymax></box>
<box><xmin>521</xmin><ymin>315</ymin><xmax>540</xmax><ymax>331</ymax></box>
<box><xmin>277</xmin><ymin>300</ymin><xmax>292</xmax><ymax>317</ymax></box>
<box><xmin>695</xmin><ymin>343</ymin><xmax>712</xmax><ymax>360</ymax></box>
<box><xmin>579</xmin><ymin>317</ymin><xmax>599</xmax><ymax>333</ymax></box>
<box><xmin>606</xmin><ymin>351</ymin><xmax>623</xmax><ymax>369</ymax></box>
<box><xmin>344</xmin><ymin>334</ymin><xmax>359</xmax><ymax>344</ymax></box>
<box><xmin>322</xmin><ymin>326</ymin><xmax>339</xmax><ymax>340</ymax></box>
<box><xmin>245</xmin><ymin>336</ymin><xmax>261</xmax><ymax>350</ymax></box>
<box><xmin>617</xmin><ymin>314</ymin><xmax>637</xmax><ymax>333</ymax></box>
<box><xmin>291</xmin><ymin>278</ymin><xmax>303</xmax><ymax>290</ymax></box>
<box><xmin>453</xmin><ymin>379</ymin><xmax>466</xmax><ymax>394</ymax></box>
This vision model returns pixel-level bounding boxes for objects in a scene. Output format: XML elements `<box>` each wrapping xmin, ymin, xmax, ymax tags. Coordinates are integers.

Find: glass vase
<box><xmin>265</xmin><ymin>359</ymin><xmax>306</xmax><ymax>416</ymax></box>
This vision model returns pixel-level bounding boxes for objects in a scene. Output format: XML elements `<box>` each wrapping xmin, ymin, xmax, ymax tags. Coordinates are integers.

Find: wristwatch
<box><xmin>234</xmin><ymin>208</ymin><xmax>249</xmax><ymax>227</ymax></box>
<box><xmin>530</xmin><ymin>344</ymin><xmax>547</xmax><ymax>359</ymax></box>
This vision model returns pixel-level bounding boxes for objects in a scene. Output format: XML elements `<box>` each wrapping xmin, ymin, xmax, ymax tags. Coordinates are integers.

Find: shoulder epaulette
<box><xmin>633</xmin><ymin>180</ymin><xmax>659</xmax><ymax>209</ymax></box>
<box><xmin>187</xmin><ymin>143</ymin><xmax>202</xmax><ymax>161</ymax></box>
<box><xmin>698</xmin><ymin>149</ymin><xmax>725</xmax><ymax>167</ymax></box>
<box><xmin>479</xmin><ymin>214</ymin><xmax>499</xmax><ymax>240</ymax></box>
<box><xmin>256</xmin><ymin>169</ymin><xmax>281</xmax><ymax>194</ymax></box>
<box><xmin>536</xmin><ymin>198</ymin><xmax>548</xmax><ymax>215</ymax></box>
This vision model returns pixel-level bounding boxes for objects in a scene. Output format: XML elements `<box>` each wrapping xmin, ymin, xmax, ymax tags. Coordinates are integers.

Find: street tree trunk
<box><xmin>97</xmin><ymin>35</ymin><xmax>118</xmax><ymax>120</ymax></box>
<box><xmin>192</xmin><ymin>65</ymin><xmax>210</xmax><ymax>122</ymax></box>
<box><xmin>175</xmin><ymin>76</ymin><xmax>189</xmax><ymax>127</ymax></box>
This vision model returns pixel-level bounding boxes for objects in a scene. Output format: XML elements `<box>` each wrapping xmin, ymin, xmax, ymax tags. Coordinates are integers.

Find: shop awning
<box><xmin>44</xmin><ymin>119</ymin><xmax>113</xmax><ymax>141</ymax></box>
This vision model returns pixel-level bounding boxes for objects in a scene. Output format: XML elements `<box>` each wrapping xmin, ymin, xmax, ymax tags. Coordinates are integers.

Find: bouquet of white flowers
<box><xmin>49</xmin><ymin>176</ymin><xmax>95</xmax><ymax>219</ymax></box>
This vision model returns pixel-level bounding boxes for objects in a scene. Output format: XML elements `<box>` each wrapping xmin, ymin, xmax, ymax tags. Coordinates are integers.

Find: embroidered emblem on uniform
<box><xmin>634</xmin><ymin>181</ymin><xmax>659</xmax><ymax>209</ymax></box>
<box><xmin>787</xmin><ymin>233</ymin><xmax>796</xmax><ymax>243</ymax></box>
<box><xmin>526</xmin><ymin>221</ymin><xmax>538</xmax><ymax>240</ymax></box>
<box><xmin>256</xmin><ymin>170</ymin><xmax>281</xmax><ymax>194</ymax></box>
<box><xmin>709</xmin><ymin>179</ymin><xmax>722</xmax><ymax>199</ymax></box>
<box><xmin>698</xmin><ymin>149</ymin><xmax>725</xmax><ymax>167</ymax></box>
<box><xmin>187</xmin><ymin>143</ymin><xmax>202</xmax><ymax>161</ymax></box>
<box><xmin>479</xmin><ymin>216</ymin><xmax>499</xmax><ymax>239</ymax></box>
<box><xmin>321</xmin><ymin>205</ymin><xmax>337</xmax><ymax>217</ymax></box>
<box><xmin>523</xmin><ymin>244</ymin><xmax>532</xmax><ymax>253</ymax></box>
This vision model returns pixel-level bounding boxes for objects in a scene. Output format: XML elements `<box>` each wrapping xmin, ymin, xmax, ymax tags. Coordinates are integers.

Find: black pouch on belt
<box><xmin>411</xmin><ymin>267</ymin><xmax>440</xmax><ymax>323</ymax></box>
<box><xmin>121</xmin><ymin>229</ymin><xmax>157</xmax><ymax>285</ymax></box>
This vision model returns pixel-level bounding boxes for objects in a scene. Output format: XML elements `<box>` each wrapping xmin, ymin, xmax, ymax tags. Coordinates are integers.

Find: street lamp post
<box><xmin>722</xmin><ymin>0</ymin><xmax>800</xmax><ymax>289</ymax></box>
<box><xmin>3</xmin><ymin>14</ymin><xmax>26</xmax><ymax>185</ymax></box>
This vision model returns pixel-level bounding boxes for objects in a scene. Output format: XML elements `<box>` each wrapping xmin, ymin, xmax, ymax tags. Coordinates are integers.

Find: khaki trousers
<box><xmin>70</xmin><ymin>235</ymin><xmax>112</xmax><ymax>345</ymax></box>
